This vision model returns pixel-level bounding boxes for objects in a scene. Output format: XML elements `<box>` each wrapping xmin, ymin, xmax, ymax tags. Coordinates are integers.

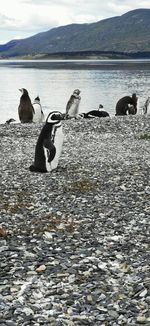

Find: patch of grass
<box><xmin>69</xmin><ymin>179</ymin><xmax>99</xmax><ymax>193</ymax></box>
<box><xmin>0</xmin><ymin>190</ymin><xmax>32</xmax><ymax>214</ymax></box>
<box><xmin>138</xmin><ymin>133</ymin><xmax>150</xmax><ymax>140</ymax></box>
<box><xmin>31</xmin><ymin>214</ymin><xmax>78</xmax><ymax>235</ymax></box>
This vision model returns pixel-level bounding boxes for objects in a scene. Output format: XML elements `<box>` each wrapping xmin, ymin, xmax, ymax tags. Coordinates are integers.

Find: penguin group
<box><xmin>115</xmin><ymin>93</ymin><xmax>138</xmax><ymax>116</ymax></box>
<box><xmin>5</xmin><ymin>87</ymin><xmax>150</xmax><ymax>173</ymax></box>
<box><xmin>64</xmin><ymin>89</ymin><xmax>110</xmax><ymax>119</ymax></box>
<box><xmin>17</xmin><ymin>87</ymin><xmax>110</xmax><ymax>173</ymax></box>
<box><xmin>8</xmin><ymin>87</ymin><xmax>149</xmax><ymax>125</ymax></box>
<box><xmin>64</xmin><ymin>90</ymin><xmax>150</xmax><ymax>118</ymax></box>
<box><xmin>115</xmin><ymin>94</ymin><xmax>150</xmax><ymax>116</ymax></box>
<box><xmin>18</xmin><ymin>88</ymin><xmax>44</xmax><ymax>123</ymax></box>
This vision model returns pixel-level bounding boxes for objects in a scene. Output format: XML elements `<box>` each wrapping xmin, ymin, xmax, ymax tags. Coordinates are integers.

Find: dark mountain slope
<box><xmin>0</xmin><ymin>9</ymin><xmax>150</xmax><ymax>57</ymax></box>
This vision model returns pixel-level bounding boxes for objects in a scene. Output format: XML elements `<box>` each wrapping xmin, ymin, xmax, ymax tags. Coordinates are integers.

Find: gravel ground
<box><xmin>0</xmin><ymin>115</ymin><xmax>150</xmax><ymax>326</ymax></box>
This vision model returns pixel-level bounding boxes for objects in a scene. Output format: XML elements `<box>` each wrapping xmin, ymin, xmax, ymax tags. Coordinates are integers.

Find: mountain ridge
<box><xmin>0</xmin><ymin>8</ymin><xmax>150</xmax><ymax>58</ymax></box>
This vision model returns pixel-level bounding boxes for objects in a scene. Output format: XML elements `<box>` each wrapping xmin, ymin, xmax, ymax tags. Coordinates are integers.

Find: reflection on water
<box><xmin>0</xmin><ymin>59</ymin><xmax>150</xmax><ymax>123</ymax></box>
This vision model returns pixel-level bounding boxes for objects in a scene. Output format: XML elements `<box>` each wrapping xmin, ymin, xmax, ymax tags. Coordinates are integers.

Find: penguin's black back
<box><xmin>18</xmin><ymin>89</ymin><xmax>34</xmax><ymax>123</ymax></box>
<box><xmin>115</xmin><ymin>95</ymin><xmax>137</xmax><ymax>116</ymax></box>
<box><xmin>84</xmin><ymin>110</ymin><xmax>109</xmax><ymax>118</ymax></box>
<box><xmin>29</xmin><ymin>123</ymin><xmax>56</xmax><ymax>172</ymax></box>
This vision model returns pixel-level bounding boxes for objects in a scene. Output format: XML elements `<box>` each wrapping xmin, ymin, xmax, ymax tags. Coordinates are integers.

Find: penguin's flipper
<box><xmin>43</xmin><ymin>139</ymin><xmax>56</xmax><ymax>163</ymax></box>
<box><xmin>65</xmin><ymin>96</ymin><xmax>74</xmax><ymax>115</ymax></box>
<box><xmin>65</xmin><ymin>102</ymin><xmax>71</xmax><ymax>116</ymax></box>
<box><xmin>85</xmin><ymin>113</ymin><xmax>94</xmax><ymax>119</ymax></box>
<box><xmin>32</xmin><ymin>105</ymin><xmax>35</xmax><ymax>114</ymax></box>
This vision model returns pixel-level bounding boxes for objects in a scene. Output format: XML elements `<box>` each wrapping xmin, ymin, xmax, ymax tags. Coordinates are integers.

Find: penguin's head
<box><xmin>5</xmin><ymin>118</ymin><xmax>16</xmax><ymax>125</ymax></box>
<box><xmin>34</xmin><ymin>96</ymin><xmax>40</xmax><ymax>102</ymax></box>
<box><xmin>132</xmin><ymin>93</ymin><xmax>138</xmax><ymax>102</ymax></box>
<box><xmin>46</xmin><ymin>111</ymin><xmax>63</xmax><ymax>124</ymax></box>
<box><xmin>73</xmin><ymin>89</ymin><xmax>81</xmax><ymax>95</ymax></box>
<box><xmin>19</xmin><ymin>88</ymin><xmax>29</xmax><ymax>96</ymax></box>
<box><xmin>99</xmin><ymin>104</ymin><xmax>104</xmax><ymax>110</ymax></box>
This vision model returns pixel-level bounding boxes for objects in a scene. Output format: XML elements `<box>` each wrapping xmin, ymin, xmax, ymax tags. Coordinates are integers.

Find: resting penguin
<box><xmin>80</xmin><ymin>104</ymin><xmax>110</xmax><ymax>118</ymax></box>
<box><xmin>65</xmin><ymin>89</ymin><xmax>81</xmax><ymax>119</ymax></box>
<box><xmin>18</xmin><ymin>88</ymin><xmax>35</xmax><ymax>123</ymax></box>
<box><xmin>115</xmin><ymin>93</ymin><xmax>138</xmax><ymax>116</ymax></box>
<box><xmin>5</xmin><ymin>118</ymin><xmax>17</xmax><ymax>125</ymax></box>
<box><xmin>29</xmin><ymin>111</ymin><xmax>64</xmax><ymax>173</ymax></box>
<box><xmin>32</xmin><ymin>96</ymin><xmax>45</xmax><ymax>123</ymax></box>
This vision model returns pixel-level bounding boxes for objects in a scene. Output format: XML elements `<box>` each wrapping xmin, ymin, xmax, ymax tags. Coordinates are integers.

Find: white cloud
<box><xmin>0</xmin><ymin>0</ymin><xmax>150</xmax><ymax>44</ymax></box>
<box><xmin>0</xmin><ymin>13</ymin><xmax>18</xmax><ymax>30</ymax></box>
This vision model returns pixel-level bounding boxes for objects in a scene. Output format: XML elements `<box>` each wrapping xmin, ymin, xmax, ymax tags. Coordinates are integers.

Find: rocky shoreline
<box><xmin>0</xmin><ymin>115</ymin><xmax>150</xmax><ymax>325</ymax></box>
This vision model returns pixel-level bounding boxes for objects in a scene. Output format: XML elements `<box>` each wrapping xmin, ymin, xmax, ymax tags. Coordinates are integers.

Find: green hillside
<box><xmin>0</xmin><ymin>9</ymin><xmax>150</xmax><ymax>58</ymax></box>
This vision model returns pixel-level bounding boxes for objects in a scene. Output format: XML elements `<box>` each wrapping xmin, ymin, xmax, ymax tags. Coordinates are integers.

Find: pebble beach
<box><xmin>0</xmin><ymin>115</ymin><xmax>150</xmax><ymax>326</ymax></box>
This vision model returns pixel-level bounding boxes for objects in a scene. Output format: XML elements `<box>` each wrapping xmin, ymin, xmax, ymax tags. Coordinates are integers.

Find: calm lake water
<box><xmin>0</xmin><ymin>59</ymin><xmax>150</xmax><ymax>123</ymax></box>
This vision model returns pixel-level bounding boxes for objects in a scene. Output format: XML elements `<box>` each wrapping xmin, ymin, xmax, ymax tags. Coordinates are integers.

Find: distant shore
<box><xmin>1</xmin><ymin>50</ymin><xmax>150</xmax><ymax>61</ymax></box>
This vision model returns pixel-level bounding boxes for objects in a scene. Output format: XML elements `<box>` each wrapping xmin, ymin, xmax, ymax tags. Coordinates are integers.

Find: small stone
<box><xmin>120</xmin><ymin>184</ymin><xmax>126</xmax><ymax>191</ymax></box>
<box><xmin>119</xmin><ymin>261</ymin><xmax>130</xmax><ymax>273</ymax></box>
<box><xmin>98</xmin><ymin>262</ymin><xmax>107</xmax><ymax>270</ymax></box>
<box><xmin>0</xmin><ymin>225</ymin><xmax>7</xmax><ymax>237</ymax></box>
<box><xmin>36</xmin><ymin>265</ymin><xmax>46</xmax><ymax>273</ymax></box>
<box><xmin>137</xmin><ymin>316</ymin><xmax>147</xmax><ymax>324</ymax></box>
<box><xmin>87</xmin><ymin>295</ymin><xmax>93</xmax><ymax>302</ymax></box>
<box><xmin>10</xmin><ymin>287</ymin><xmax>18</xmax><ymax>293</ymax></box>
<box><xmin>44</xmin><ymin>231</ymin><xmax>54</xmax><ymax>239</ymax></box>
<box><xmin>22</xmin><ymin>307</ymin><xmax>34</xmax><ymax>316</ymax></box>
<box><xmin>108</xmin><ymin>310</ymin><xmax>119</xmax><ymax>318</ymax></box>
<box><xmin>139</xmin><ymin>289</ymin><xmax>148</xmax><ymax>297</ymax></box>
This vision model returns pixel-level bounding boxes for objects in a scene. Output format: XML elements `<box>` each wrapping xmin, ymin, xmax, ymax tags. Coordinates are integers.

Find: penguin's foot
<box><xmin>29</xmin><ymin>165</ymin><xmax>47</xmax><ymax>173</ymax></box>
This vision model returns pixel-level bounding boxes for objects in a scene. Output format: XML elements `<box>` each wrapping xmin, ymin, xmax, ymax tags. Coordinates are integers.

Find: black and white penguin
<box><xmin>18</xmin><ymin>88</ymin><xmax>34</xmax><ymax>123</ymax></box>
<box><xmin>65</xmin><ymin>89</ymin><xmax>81</xmax><ymax>119</ymax></box>
<box><xmin>29</xmin><ymin>111</ymin><xmax>64</xmax><ymax>173</ymax></box>
<box><xmin>115</xmin><ymin>93</ymin><xmax>138</xmax><ymax>116</ymax></box>
<box><xmin>5</xmin><ymin>118</ymin><xmax>17</xmax><ymax>125</ymax></box>
<box><xmin>32</xmin><ymin>96</ymin><xmax>45</xmax><ymax>123</ymax></box>
<box><xmin>80</xmin><ymin>104</ymin><xmax>110</xmax><ymax>118</ymax></box>
<box><xmin>143</xmin><ymin>97</ymin><xmax>150</xmax><ymax>114</ymax></box>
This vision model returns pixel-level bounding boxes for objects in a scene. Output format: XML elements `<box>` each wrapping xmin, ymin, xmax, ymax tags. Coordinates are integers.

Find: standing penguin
<box><xmin>32</xmin><ymin>96</ymin><xmax>45</xmax><ymax>123</ymax></box>
<box><xmin>143</xmin><ymin>97</ymin><xmax>150</xmax><ymax>114</ymax></box>
<box><xmin>18</xmin><ymin>88</ymin><xmax>34</xmax><ymax>123</ymax></box>
<box><xmin>65</xmin><ymin>89</ymin><xmax>81</xmax><ymax>119</ymax></box>
<box><xmin>29</xmin><ymin>111</ymin><xmax>64</xmax><ymax>173</ymax></box>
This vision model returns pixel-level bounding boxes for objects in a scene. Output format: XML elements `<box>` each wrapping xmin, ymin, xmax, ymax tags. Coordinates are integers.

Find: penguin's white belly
<box><xmin>44</xmin><ymin>148</ymin><xmax>51</xmax><ymax>172</ymax></box>
<box><xmin>51</xmin><ymin>126</ymin><xmax>64</xmax><ymax>170</ymax></box>
<box><xmin>44</xmin><ymin>125</ymin><xmax>64</xmax><ymax>172</ymax></box>
<box><xmin>33</xmin><ymin>104</ymin><xmax>44</xmax><ymax>123</ymax></box>
<box><xmin>69</xmin><ymin>99</ymin><xmax>80</xmax><ymax>117</ymax></box>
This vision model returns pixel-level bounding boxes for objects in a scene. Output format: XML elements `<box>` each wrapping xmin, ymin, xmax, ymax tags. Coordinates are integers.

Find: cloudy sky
<box><xmin>0</xmin><ymin>0</ymin><xmax>150</xmax><ymax>44</ymax></box>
